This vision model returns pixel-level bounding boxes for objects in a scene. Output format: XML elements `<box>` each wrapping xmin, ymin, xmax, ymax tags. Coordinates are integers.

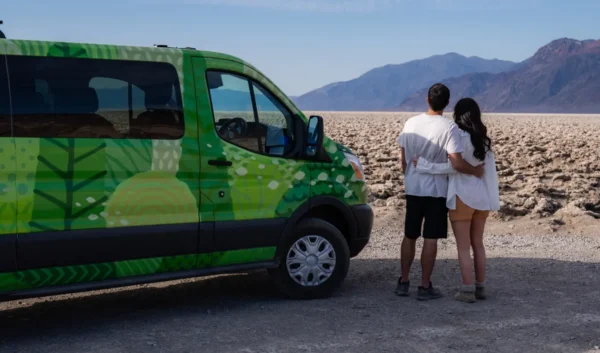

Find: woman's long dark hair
<box><xmin>453</xmin><ymin>98</ymin><xmax>492</xmax><ymax>161</ymax></box>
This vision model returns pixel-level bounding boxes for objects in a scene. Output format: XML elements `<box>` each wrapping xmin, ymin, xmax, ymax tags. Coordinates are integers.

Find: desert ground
<box><xmin>0</xmin><ymin>113</ymin><xmax>599</xmax><ymax>353</ymax></box>
<box><xmin>319</xmin><ymin>112</ymin><xmax>600</xmax><ymax>235</ymax></box>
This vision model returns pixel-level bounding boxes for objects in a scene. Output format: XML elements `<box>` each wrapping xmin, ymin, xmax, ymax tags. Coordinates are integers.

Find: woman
<box><xmin>413</xmin><ymin>98</ymin><xmax>500</xmax><ymax>303</ymax></box>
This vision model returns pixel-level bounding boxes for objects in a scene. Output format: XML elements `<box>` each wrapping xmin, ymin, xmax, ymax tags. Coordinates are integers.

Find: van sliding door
<box><xmin>6</xmin><ymin>50</ymin><xmax>201</xmax><ymax>279</ymax></box>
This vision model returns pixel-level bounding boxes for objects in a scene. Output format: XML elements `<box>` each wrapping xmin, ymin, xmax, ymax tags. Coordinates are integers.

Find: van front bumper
<box><xmin>349</xmin><ymin>204</ymin><xmax>374</xmax><ymax>257</ymax></box>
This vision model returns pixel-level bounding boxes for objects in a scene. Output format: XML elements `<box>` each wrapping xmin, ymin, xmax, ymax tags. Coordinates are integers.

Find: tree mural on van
<box><xmin>104</xmin><ymin>139</ymin><xmax>153</xmax><ymax>196</ymax></box>
<box><xmin>47</xmin><ymin>43</ymin><xmax>88</xmax><ymax>59</ymax></box>
<box><xmin>222</xmin><ymin>143</ymin><xmax>303</xmax><ymax>220</ymax></box>
<box><xmin>104</xmin><ymin>170</ymin><xmax>199</xmax><ymax>228</ymax></box>
<box><xmin>29</xmin><ymin>138</ymin><xmax>108</xmax><ymax>231</ymax></box>
<box><xmin>274</xmin><ymin>165</ymin><xmax>312</xmax><ymax>217</ymax></box>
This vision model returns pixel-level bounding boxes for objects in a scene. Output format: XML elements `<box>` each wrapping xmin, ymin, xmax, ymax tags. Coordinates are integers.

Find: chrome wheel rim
<box><xmin>286</xmin><ymin>235</ymin><xmax>336</xmax><ymax>286</ymax></box>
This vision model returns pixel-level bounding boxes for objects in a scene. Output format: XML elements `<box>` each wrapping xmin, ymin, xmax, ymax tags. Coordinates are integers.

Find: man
<box><xmin>395</xmin><ymin>83</ymin><xmax>484</xmax><ymax>301</ymax></box>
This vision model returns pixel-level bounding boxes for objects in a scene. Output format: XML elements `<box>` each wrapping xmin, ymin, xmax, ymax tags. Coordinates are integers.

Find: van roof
<box><xmin>0</xmin><ymin>38</ymin><xmax>257</xmax><ymax>70</ymax></box>
<box><xmin>0</xmin><ymin>38</ymin><xmax>300</xmax><ymax>113</ymax></box>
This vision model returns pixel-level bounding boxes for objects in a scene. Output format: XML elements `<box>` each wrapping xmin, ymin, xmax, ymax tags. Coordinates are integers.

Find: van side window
<box><xmin>208</xmin><ymin>72</ymin><xmax>260</xmax><ymax>152</ymax></box>
<box><xmin>89</xmin><ymin>77</ymin><xmax>130</xmax><ymax>134</ymax></box>
<box><xmin>0</xmin><ymin>56</ymin><xmax>10</xmax><ymax>137</ymax></box>
<box><xmin>34</xmin><ymin>79</ymin><xmax>51</xmax><ymax>106</ymax></box>
<box><xmin>252</xmin><ymin>82</ymin><xmax>294</xmax><ymax>156</ymax></box>
<box><xmin>207</xmin><ymin>70</ymin><xmax>295</xmax><ymax>156</ymax></box>
<box><xmin>7</xmin><ymin>55</ymin><xmax>184</xmax><ymax>139</ymax></box>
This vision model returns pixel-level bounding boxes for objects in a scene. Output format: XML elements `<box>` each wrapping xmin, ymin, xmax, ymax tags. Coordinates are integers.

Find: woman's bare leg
<box><xmin>451</xmin><ymin>220</ymin><xmax>474</xmax><ymax>286</ymax></box>
<box><xmin>470</xmin><ymin>217</ymin><xmax>487</xmax><ymax>284</ymax></box>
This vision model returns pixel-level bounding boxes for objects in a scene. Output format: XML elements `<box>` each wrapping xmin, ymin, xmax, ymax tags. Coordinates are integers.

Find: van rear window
<box><xmin>6</xmin><ymin>55</ymin><xmax>184</xmax><ymax>139</ymax></box>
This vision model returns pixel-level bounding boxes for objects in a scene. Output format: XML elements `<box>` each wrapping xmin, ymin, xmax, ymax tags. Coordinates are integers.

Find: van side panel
<box><xmin>0</xmin><ymin>43</ymin><xmax>18</xmax><ymax>273</ymax></box>
<box><xmin>5</xmin><ymin>40</ymin><xmax>200</xmax><ymax>233</ymax></box>
<box><xmin>0</xmin><ymin>40</ymin><xmax>205</xmax><ymax>292</ymax></box>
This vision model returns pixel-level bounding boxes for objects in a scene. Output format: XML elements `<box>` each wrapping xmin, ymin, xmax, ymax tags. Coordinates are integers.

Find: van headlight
<box><xmin>344</xmin><ymin>152</ymin><xmax>365</xmax><ymax>182</ymax></box>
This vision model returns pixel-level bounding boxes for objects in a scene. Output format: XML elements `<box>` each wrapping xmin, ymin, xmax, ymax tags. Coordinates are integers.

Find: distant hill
<box><xmin>397</xmin><ymin>38</ymin><xmax>600</xmax><ymax>113</ymax></box>
<box><xmin>292</xmin><ymin>53</ymin><xmax>517</xmax><ymax>111</ymax></box>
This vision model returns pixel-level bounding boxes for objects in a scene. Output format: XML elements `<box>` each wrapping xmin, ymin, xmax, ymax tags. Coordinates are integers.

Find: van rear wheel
<box><xmin>272</xmin><ymin>218</ymin><xmax>350</xmax><ymax>299</ymax></box>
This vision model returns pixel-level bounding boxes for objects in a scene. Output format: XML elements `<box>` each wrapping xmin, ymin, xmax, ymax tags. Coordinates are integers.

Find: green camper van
<box><xmin>0</xmin><ymin>38</ymin><xmax>373</xmax><ymax>301</ymax></box>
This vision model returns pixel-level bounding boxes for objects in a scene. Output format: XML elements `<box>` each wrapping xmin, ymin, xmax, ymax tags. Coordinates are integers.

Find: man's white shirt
<box><xmin>396</xmin><ymin>113</ymin><xmax>463</xmax><ymax>198</ymax></box>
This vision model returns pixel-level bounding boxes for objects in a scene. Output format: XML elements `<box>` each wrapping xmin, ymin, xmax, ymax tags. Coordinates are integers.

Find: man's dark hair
<box><xmin>427</xmin><ymin>83</ymin><xmax>450</xmax><ymax>112</ymax></box>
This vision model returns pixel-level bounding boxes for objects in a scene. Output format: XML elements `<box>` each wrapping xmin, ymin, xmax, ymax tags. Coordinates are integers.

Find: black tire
<box><xmin>271</xmin><ymin>218</ymin><xmax>350</xmax><ymax>300</ymax></box>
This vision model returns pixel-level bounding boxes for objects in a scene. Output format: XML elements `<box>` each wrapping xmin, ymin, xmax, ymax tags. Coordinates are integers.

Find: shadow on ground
<box><xmin>1</xmin><ymin>257</ymin><xmax>599</xmax><ymax>353</ymax></box>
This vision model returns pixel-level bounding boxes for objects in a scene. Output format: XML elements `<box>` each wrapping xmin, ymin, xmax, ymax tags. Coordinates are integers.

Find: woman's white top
<box><xmin>415</xmin><ymin>129</ymin><xmax>500</xmax><ymax>211</ymax></box>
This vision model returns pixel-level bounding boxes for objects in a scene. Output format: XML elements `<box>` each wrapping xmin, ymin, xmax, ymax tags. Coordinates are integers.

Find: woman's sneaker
<box><xmin>455</xmin><ymin>284</ymin><xmax>477</xmax><ymax>303</ymax></box>
<box><xmin>417</xmin><ymin>282</ymin><xmax>443</xmax><ymax>301</ymax></box>
<box><xmin>455</xmin><ymin>290</ymin><xmax>476</xmax><ymax>303</ymax></box>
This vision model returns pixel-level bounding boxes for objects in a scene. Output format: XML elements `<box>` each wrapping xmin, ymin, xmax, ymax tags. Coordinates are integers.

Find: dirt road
<box><xmin>1</xmin><ymin>212</ymin><xmax>599</xmax><ymax>353</ymax></box>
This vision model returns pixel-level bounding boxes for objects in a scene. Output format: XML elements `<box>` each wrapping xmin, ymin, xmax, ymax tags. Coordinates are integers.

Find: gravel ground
<box><xmin>1</xmin><ymin>211</ymin><xmax>599</xmax><ymax>353</ymax></box>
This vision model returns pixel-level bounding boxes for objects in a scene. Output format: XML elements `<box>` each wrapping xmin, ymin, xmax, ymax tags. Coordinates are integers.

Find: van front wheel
<box><xmin>272</xmin><ymin>218</ymin><xmax>350</xmax><ymax>299</ymax></box>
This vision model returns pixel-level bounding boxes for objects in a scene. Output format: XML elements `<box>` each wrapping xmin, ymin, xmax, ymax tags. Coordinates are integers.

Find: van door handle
<box><xmin>208</xmin><ymin>159</ymin><xmax>232</xmax><ymax>167</ymax></box>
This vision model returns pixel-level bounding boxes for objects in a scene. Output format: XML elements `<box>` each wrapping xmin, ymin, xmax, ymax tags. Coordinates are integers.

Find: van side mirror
<box><xmin>305</xmin><ymin>115</ymin><xmax>324</xmax><ymax>157</ymax></box>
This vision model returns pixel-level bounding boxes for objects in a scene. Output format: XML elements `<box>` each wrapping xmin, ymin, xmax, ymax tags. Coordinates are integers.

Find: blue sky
<box><xmin>3</xmin><ymin>0</ymin><xmax>599</xmax><ymax>96</ymax></box>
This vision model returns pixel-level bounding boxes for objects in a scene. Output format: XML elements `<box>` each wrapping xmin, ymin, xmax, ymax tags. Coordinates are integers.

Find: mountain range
<box><xmin>293</xmin><ymin>38</ymin><xmax>600</xmax><ymax>113</ymax></box>
<box><xmin>292</xmin><ymin>53</ymin><xmax>516</xmax><ymax>111</ymax></box>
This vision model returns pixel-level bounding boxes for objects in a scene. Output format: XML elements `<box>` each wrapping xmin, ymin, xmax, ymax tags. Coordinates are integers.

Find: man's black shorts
<box><xmin>405</xmin><ymin>195</ymin><xmax>448</xmax><ymax>240</ymax></box>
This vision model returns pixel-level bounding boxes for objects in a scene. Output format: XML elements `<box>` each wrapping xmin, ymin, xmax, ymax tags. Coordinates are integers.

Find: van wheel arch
<box><xmin>275</xmin><ymin>196</ymin><xmax>357</xmax><ymax>262</ymax></box>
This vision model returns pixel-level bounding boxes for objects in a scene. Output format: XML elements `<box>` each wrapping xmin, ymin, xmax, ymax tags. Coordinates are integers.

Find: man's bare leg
<box><xmin>421</xmin><ymin>239</ymin><xmax>438</xmax><ymax>287</ymax></box>
<box><xmin>401</xmin><ymin>236</ymin><xmax>416</xmax><ymax>281</ymax></box>
<box><xmin>395</xmin><ymin>236</ymin><xmax>417</xmax><ymax>296</ymax></box>
<box><xmin>417</xmin><ymin>239</ymin><xmax>443</xmax><ymax>300</ymax></box>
